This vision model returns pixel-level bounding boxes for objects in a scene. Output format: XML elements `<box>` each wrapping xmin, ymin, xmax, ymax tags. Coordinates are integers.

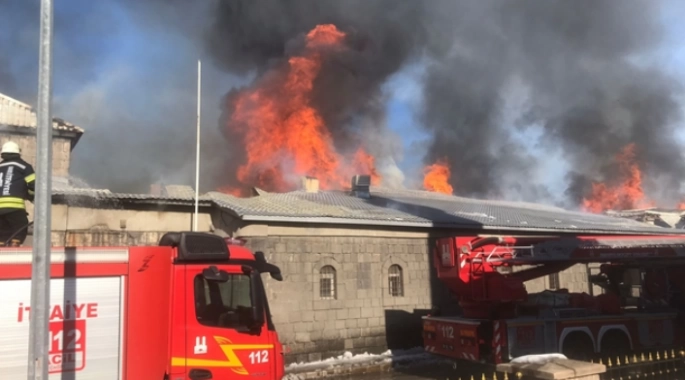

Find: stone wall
<box><xmin>243</xmin><ymin>235</ymin><xmax>436</xmax><ymax>364</ymax></box>
<box><xmin>22</xmin><ymin>204</ymin><xmax>213</xmax><ymax>247</ymax></box>
<box><xmin>522</xmin><ymin>264</ymin><xmax>593</xmax><ymax>294</ymax></box>
<box><xmin>240</xmin><ymin>234</ymin><xmax>594</xmax><ymax>364</ymax></box>
<box><xmin>0</xmin><ymin>133</ymin><xmax>72</xmax><ymax>177</ymax></box>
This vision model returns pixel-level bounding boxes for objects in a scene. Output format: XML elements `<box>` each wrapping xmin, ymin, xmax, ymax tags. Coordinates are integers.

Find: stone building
<box><xmin>2</xmin><ymin>91</ymin><xmax>678</xmax><ymax>364</ymax></box>
<box><xmin>0</xmin><ymin>92</ymin><xmax>83</xmax><ymax>177</ymax></box>
<box><xmin>48</xmin><ymin>178</ymin><xmax>676</xmax><ymax>364</ymax></box>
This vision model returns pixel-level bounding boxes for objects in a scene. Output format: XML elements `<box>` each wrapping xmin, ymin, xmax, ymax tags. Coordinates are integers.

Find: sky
<box><xmin>3</xmin><ymin>1</ymin><xmax>685</xmax><ymax>203</ymax></box>
<box><xmin>378</xmin><ymin>1</ymin><xmax>685</xmax><ymax>204</ymax></box>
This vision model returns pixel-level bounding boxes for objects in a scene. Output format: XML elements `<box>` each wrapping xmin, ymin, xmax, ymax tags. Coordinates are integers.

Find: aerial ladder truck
<box><xmin>422</xmin><ymin>234</ymin><xmax>685</xmax><ymax>364</ymax></box>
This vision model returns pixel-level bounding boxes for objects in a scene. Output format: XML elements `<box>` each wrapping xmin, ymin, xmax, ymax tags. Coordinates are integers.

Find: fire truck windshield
<box><xmin>194</xmin><ymin>273</ymin><xmax>255</xmax><ymax>330</ymax></box>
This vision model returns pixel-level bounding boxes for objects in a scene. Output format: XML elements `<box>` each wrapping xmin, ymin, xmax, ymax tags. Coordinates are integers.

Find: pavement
<box><xmin>327</xmin><ymin>361</ymin><xmax>492</xmax><ymax>380</ymax></box>
<box><xmin>283</xmin><ymin>349</ymin><xmax>494</xmax><ymax>380</ymax></box>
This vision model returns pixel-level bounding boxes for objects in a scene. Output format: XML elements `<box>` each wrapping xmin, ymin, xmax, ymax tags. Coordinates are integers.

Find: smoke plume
<box><xmin>206</xmin><ymin>0</ymin><xmax>427</xmax><ymax>192</ymax></box>
<box><xmin>2</xmin><ymin>0</ymin><xmax>683</xmax><ymax>208</ymax></box>
<box><xmin>206</xmin><ymin>0</ymin><xmax>683</xmax><ymax>206</ymax></box>
<box><xmin>417</xmin><ymin>1</ymin><xmax>683</xmax><ymax>205</ymax></box>
<box><xmin>0</xmin><ymin>0</ymin><xmax>234</xmax><ymax>193</ymax></box>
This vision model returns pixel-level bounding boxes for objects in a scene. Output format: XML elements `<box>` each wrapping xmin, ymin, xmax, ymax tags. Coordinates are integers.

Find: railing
<box><xmin>441</xmin><ymin>350</ymin><xmax>685</xmax><ymax>380</ymax></box>
<box><xmin>597</xmin><ymin>350</ymin><xmax>685</xmax><ymax>380</ymax></box>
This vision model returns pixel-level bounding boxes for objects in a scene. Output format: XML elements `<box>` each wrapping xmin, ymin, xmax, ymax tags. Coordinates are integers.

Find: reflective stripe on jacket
<box><xmin>0</xmin><ymin>158</ymin><xmax>36</xmax><ymax>210</ymax></box>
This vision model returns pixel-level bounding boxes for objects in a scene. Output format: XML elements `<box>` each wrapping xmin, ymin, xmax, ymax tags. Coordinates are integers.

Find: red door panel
<box><xmin>171</xmin><ymin>265</ymin><xmax>276</xmax><ymax>379</ymax></box>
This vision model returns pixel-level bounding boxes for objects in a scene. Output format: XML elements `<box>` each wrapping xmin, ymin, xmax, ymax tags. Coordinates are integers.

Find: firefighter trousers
<box><xmin>0</xmin><ymin>209</ymin><xmax>29</xmax><ymax>246</ymax></box>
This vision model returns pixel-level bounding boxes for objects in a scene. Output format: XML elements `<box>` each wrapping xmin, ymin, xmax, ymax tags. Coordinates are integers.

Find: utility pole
<box><xmin>27</xmin><ymin>0</ymin><xmax>54</xmax><ymax>378</ymax></box>
<box><xmin>193</xmin><ymin>60</ymin><xmax>201</xmax><ymax>231</ymax></box>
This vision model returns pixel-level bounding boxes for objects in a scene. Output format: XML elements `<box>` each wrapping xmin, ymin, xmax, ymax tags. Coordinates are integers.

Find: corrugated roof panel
<box><xmin>203</xmin><ymin>189</ymin><xmax>679</xmax><ymax>234</ymax></box>
<box><xmin>164</xmin><ymin>185</ymin><xmax>196</xmax><ymax>199</ymax></box>
<box><xmin>48</xmin><ymin>183</ymin><xmax>685</xmax><ymax>234</ymax></box>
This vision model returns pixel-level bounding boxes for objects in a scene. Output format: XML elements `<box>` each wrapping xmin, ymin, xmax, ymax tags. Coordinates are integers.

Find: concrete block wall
<box><xmin>23</xmin><ymin>205</ymin><xmax>213</xmax><ymax>247</ymax></box>
<box><xmin>515</xmin><ymin>264</ymin><xmax>592</xmax><ymax>294</ymax></box>
<box><xmin>243</xmin><ymin>236</ymin><xmax>435</xmax><ymax>364</ymax></box>
<box><xmin>0</xmin><ymin>134</ymin><xmax>72</xmax><ymax>177</ymax></box>
<box><xmin>557</xmin><ymin>264</ymin><xmax>592</xmax><ymax>293</ymax></box>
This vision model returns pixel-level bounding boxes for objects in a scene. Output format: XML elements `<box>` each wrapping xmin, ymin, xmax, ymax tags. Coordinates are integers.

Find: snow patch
<box><xmin>456</xmin><ymin>211</ymin><xmax>496</xmax><ymax>219</ymax></box>
<box><xmin>510</xmin><ymin>353</ymin><xmax>568</xmax><ymax>364</ymax></box>
<box><xmin>285</xmin><ymin>347</ymin><xmax>434</xmax><ymax>376</ymax></box>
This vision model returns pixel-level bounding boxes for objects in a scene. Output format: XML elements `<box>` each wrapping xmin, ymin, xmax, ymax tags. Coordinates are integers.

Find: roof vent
<box><xmin>301</xmin><ymin>176</ymin><xmax>319</xmax><ymax>193</ymax></box>
<box><xmin>351</xmin><ymin>175</ymin><xmax>371</xmax><ymax>199</ymax></box>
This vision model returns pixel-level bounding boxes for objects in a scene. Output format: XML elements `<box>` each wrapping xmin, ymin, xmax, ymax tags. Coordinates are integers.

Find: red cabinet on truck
<box><xmin>0</xmin><ymin>232</ymin><xmax>285</xmax><ymax>380</ymax></box>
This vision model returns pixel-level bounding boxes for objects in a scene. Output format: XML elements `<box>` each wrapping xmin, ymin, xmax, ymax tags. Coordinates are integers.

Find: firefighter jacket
<box><xmin>0</xmin><ymin>157</ymin><xmax>35</xmax><ymax>210</ymax></box>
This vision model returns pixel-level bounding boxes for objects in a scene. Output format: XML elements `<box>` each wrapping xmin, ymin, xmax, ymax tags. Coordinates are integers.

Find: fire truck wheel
<box><xmin>561</xmin><ymin>332</ymin><xmax>595</xmax><ymax>361</ymax></box>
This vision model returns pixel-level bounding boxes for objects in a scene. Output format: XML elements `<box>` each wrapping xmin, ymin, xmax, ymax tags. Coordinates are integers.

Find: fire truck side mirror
<box><xmin>244</xmin><ymin>265</ymin><xmax>267</xmax><ymax>331</ymax></box>
<box><xmin>255</xmin><ymin>251</ymin><xmax>284</xmax><ymax>281</ymax></box>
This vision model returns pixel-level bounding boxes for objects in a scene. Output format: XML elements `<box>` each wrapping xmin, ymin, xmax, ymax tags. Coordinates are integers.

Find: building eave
<box><xmin>0</xmin><ymin>92</ymin><xmax>85</xmax><ymax>149</ymax></box>
<box><xmin>236</xmin><ymin>214</ymin><xmax>684</xmax><ymax>235</ymax></box>
<box><xmin>0</xmin><ymin>123</ymin><xmax>84</xmax><ymax>149</ymax></box>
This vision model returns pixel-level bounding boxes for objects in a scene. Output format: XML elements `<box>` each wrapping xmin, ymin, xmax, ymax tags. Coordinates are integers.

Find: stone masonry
<box><xmin>0</xmin><ymin>133</ymin><xmax>72</xmax><ymax>177</ymax></box>
<box><xmin>523</xmin><ymin>264</ymin><xmax>594</xmax><ymax>294</ymax></box>
<box><xmin>241</xmin><ymin>234</ymin><xmax>596</xmax><ymax>364</ymax></box>
<box><xmin>243</xmin><ymin>235</ymin><xmax>435</xmax><ymax>364</ymax></box>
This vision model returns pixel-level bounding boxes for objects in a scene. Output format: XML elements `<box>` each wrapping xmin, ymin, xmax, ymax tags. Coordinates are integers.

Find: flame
<box><xmin>225</xmin><ymin>24</ymin><xmax>381</xmax><ymax>193</ymax></box>
<box><xmin>581</xmin><ymin>143</ymin><xmax>654</xmax><ymax>213</ymax></box>
<box><xmin>678</xmin><ymin>202</ymin><xmax>685</xmax><ymax>211</ymax></box>
<box><xmin>218</xmin><ymin>186</ymin><xmax>245</xmax><ymax>197</ymax></box>
<box><xmin>423</xmin><ymin>159</ymin><xmax>453</xmax><ymax>194</ymax></box>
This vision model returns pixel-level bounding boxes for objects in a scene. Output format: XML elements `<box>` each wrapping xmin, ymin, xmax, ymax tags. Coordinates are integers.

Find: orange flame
<box><xmin>225</xmin><ymin>24</ymin><xmax>380</xmax><ymax>193</ymax></box>
<box><xmin>423</xmin><ymin>159</ymin><xmax>453</xmax><ymax>194</ymax></box>
<box><xmin>678</xmin><ymin>202</ymin><xmax>685</xmax><ymax>211</ymax></box>
<box><xmin>218</xmin><ymin>186</ymin><xmax>245</xmax><ymax>197</ymax></box>
<box><xmin>581</xmin><ymin>143</ymin><xmax>654</xmax><ymax>213</ymax></box>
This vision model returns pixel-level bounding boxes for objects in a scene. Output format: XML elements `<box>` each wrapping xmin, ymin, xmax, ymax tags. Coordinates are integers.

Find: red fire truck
<box><xmin>422</xmin><ymin>234</ymin><xmax>685</xmax><ymax>364</ymax></box>
<box><xmin>0</xmin><ymin>231</ymin><xmax>285</xmax><ymax>380</ymax></box>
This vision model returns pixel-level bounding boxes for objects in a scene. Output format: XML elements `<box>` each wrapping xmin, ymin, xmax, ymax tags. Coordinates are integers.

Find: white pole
<box><xmin>28</xmin><ymin>0</ymin><xmax>53</xmax><ymax>378</ymax></box>
<box><xmin>193</xmin><ymin>60</ymin><xmax>201</xmax><ymax>231</ymax></box>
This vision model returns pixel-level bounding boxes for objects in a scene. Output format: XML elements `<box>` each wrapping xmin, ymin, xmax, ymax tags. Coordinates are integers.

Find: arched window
<box><xmin>388</xmin><ymin>264</ymin><xmax>404</xmax><ymax>297</ymax></box>
<box><xmin>320</xmin><ymin>265</ymin><xmax>337</xmax><ymax>299</ymax></box>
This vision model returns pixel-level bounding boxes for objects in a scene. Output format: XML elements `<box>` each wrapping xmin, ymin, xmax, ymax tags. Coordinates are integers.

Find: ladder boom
<box><xmin>433</xmin><ymin>233</ymin><xmax>685</xmax><ymax>319</ymax></box>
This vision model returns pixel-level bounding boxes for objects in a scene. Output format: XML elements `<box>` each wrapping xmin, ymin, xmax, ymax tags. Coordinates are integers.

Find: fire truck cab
<box><xmin>422</xmin><ymin>234</ymin><xmax>685</xmax><ymax>364</ymax></box>
<box><xmin>0</xmin><ymin>231</ymin><xmax>285</xmax><ymax>380</ymax></box>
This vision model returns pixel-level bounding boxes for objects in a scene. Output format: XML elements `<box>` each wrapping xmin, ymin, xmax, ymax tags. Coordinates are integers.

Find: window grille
<box><xmin>388</xmin><ymin>264</ymin><xmax>404</xmax><ymax>297</ymax></box>
<box><xmin>548</xmin><ymin>273</ymin><xmax>560</xmax><ymax>290</ymax></box>
<box><xmin>320</xmin><ymin>265</ymin><xmax>337</xmax><ymax>299</ymax></box>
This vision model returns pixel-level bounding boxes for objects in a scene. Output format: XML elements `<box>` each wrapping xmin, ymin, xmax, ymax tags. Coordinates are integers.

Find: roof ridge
<box><xmin>0</xmin><ymin>92</ymin><xmax>84</xmax><ymax>134</ymax></box>
<box><xmin>0</xmin><ymin>92</ymin><xmax>32</xmax><ymax>109</ymax></box>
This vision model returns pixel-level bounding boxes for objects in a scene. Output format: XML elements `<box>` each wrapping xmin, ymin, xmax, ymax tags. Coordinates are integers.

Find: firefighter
<box><xmin>0</xmin><ymin>141</ymin><xmax>34</xmax><ymax>247</ymax></box>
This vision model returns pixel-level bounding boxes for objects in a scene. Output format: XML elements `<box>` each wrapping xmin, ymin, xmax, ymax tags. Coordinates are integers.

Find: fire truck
<box><xmin>0</xmin><ymin>231</ymin><xmax>286</xmax><ymax>380</ymax></box>
<box><xmin>422</xmin><ymin>234</ymin><xmax>685</xmax><ymax>364</ymax></box>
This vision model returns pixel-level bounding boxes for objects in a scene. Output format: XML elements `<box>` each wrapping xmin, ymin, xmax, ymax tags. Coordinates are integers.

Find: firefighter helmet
<box><xmin>1</xmin><ymin>141</ymin><xmax>20</xmax><ymax>155</ymax></box>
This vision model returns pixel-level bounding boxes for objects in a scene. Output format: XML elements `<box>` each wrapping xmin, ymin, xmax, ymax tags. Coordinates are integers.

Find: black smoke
<box><xmin>0</xmin><ymin>0</ymin><xmax>232</xmax><ymax>193</ymax></box>
<box><xmin>207</xmin><ymin>0</ymin><xmax>684</xmax><ymax>206</ymax></box>
<box><xmin>2</xmin><ymin>0</ymin><xmax>682</xmax><ymax>205</ymax></box>
<box><xmin>206</xmin><ymin>0</ymin><xmax>428</xmax><ymax>190</ymax></box>
<box><xmin>416</xmin><ymin>1</ymin><xmax>684</xmax><ymax>205</ymax></box>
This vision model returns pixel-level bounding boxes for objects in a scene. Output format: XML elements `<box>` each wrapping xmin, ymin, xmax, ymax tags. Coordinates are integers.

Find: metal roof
<box><xmin>204</xmin><ymin>187</ymin><xmax>685</xmax><ymax>234</ymax></box>
<box><xmin>48</xmin><ymin>180</ymin><xmax>685</xmax><ymax>234</ymax></box>
<box><xmin>51</xmin><ymin>179</ymin><xmax>211</xmax><ymax>207</ymax></box>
